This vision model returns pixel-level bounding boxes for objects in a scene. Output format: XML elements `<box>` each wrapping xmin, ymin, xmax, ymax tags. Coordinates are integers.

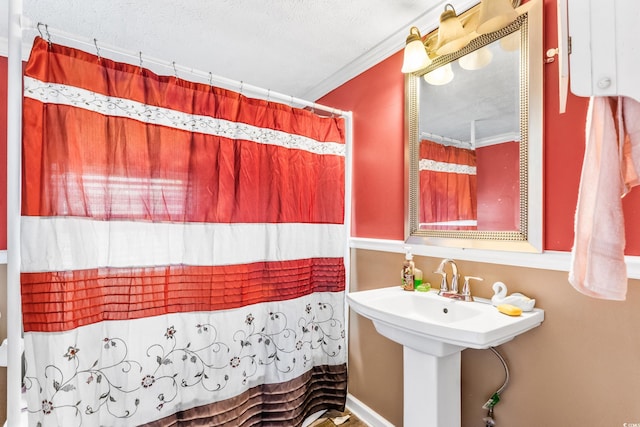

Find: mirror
<box><xmin>405</xmin><ymin>0</ymin><xmax>542</xmax><ymax>252</ymax></box>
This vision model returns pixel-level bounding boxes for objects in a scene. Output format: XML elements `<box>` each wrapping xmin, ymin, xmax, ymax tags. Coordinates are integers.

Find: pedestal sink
<box><xmin>347</xmin><ymin>287</ymin><xmax>544</xmax><ymax>427</ymax></box>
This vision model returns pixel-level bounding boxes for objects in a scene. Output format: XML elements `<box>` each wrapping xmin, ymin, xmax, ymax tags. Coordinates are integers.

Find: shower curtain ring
<box><xmin>41</xmin><ymin>24</ymin><xmax>52</xmax><ymax>47</ymax></box>
<box><xmin>93</xmin><ymin>38</ymin><xmax>101</xmax><ymax>61</ymax></box>
<box><xmin>172</xmin><ymin>61</ymin><xmax>178</xmax><ymax>78</ymax></box>
<box><xmin>208</xmin><ymin>72</ymin><xmax>213</xmax><ymax>86</ymax></box>
<box><xmin>139</xmin><ymin>51</ymin><xmax>143</xmax><ymax>70</ymax></box>
<box><xmin>37</xmin><ymin>22</ymin><xmax>50</xmax><ymax>43</ymax></box>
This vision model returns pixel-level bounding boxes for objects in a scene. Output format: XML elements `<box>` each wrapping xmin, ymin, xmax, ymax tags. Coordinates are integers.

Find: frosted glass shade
<box><xmin>435</xmin><ymin>7</ymin><xmax>473</xmax><ymax>55</ymax></box>
<box><xmin>424</xmin><ymin>63</ymin><xmax>454</xmax><ymax>86</ymax></box>
<box><xmin>402</xmin><ymin>27</ymin><xmax>432</xmax><ymax>73</ymax></box>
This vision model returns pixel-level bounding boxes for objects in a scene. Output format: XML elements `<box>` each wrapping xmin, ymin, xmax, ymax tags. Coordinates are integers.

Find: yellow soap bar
<box><xmin>497</xmin><ymin>304</ymin><xmax>522</xmax><ymax>316</ymax></box>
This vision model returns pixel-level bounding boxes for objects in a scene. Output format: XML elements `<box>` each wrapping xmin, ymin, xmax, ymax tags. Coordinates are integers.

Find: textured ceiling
<box><xmin>0</xmin><ymin>0</ymin><xmax>479</xmax><ymax>102</ymax></box>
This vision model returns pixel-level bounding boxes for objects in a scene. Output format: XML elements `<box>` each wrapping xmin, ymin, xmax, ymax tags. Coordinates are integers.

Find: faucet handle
<box><xmin>434</xmin><ymin>270</ymin><xmax>448</xmax><ymax>294</ymax></box>
<box><xmin>461</xmin><ymin>276</ymin><xmax>483</xmax><ymax>302</ymax></box>
<box><xmin>450</xmin><ymin>272</ymin><xmax>460</xmax><ymax>294</ymax></box>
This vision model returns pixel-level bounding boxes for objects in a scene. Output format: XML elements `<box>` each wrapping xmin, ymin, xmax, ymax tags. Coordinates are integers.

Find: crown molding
<box><xmin>475</xmin><ymin>131</ymin><xmax>521</xmax><ymax>147</ymax></box>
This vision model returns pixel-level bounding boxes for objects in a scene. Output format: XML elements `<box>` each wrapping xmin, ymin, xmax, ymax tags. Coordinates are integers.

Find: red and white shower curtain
<box><xmin>419</xmin><ymin>139</ymin><xmax>477</xmax><ymax>229</ymax></box>
<box><xmin>21</xmin><ymin>37</ymin><xmax>347</xmax><ymax>426</ymax></box>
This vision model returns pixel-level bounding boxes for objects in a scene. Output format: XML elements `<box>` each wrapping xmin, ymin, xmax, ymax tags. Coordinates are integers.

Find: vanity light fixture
<box><xmin>401</xmin><ymin>0</ymin><xmax>532</xmax><ymax>74</ymax></box>
<box><xmin>434</xmin><ymin>4</ymin><xmax>473</xmax><ymax>55</ymax></box>
<box><xmin>401</xmin><ymin>27</ymin><xmax>432</xmax><ymax>73</ymax></box>
<box><xmin>401</xmin><ymin>4</ymin><xmax>472</xmax><ymax>73</ymax></box>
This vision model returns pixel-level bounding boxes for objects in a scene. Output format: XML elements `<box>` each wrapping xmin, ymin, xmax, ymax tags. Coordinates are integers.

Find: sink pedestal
<box><xmin>404</xmin><ymin>346</ymin><xmax>462</xmax><ymax>427</ymax></box>
<box><xmin>347</xmin><ymin>287</ymin><xmax>544</xmax><ymax>427</ymax></box>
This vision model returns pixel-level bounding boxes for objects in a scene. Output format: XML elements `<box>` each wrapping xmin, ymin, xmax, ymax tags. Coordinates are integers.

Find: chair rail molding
<box><xmin>349</xmin><ymin>237</ymin><xmax>640</xmax><ymax>279</ymax></box>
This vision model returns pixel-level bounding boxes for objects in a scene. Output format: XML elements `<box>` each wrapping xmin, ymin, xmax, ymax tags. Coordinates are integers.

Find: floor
<box><xmin>308</xmin><ymin>409</ymin><xmax>369</xmax><ymax>427</ymax></box>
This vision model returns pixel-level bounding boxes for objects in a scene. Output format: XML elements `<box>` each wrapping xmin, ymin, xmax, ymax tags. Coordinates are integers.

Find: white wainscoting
<box><xmin>350</xmin><ymin>238</ymin><xmax>640</xmax><ymax>279</ymax></box>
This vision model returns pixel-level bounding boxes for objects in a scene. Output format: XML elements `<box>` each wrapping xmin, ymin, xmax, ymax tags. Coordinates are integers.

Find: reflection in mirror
<box><xmin>406</xmin><ymin>1</ymin><xmax>543</xmax><ymax>252</ymax></box>
<box><xmin>419</xmin><ymin>30</ymin><xmax>520</xmax><ymax>232</ymax></box>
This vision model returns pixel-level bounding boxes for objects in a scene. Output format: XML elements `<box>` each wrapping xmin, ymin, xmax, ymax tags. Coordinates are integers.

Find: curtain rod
<box><xmin>21</xmin><ymin>18</ymin><xmax>349</xmax><ymax>118</ymax></box>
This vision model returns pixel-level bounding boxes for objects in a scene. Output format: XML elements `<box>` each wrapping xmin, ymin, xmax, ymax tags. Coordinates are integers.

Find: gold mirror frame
<box><xmin>405</xmin><ymin>0</ymin><xmax>542</xmax><ymax>252</ymax></box>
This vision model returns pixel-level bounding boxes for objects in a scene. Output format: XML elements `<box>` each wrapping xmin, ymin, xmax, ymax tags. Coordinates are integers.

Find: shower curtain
<box><xmin>419</xmin><ymin>139</ymin><xmax>477</xmax><ymax>228</ymax></box>
<box><xmin>20</xmin><ymin>37</ymin><xmax>347</xmax><ymax>426</ymax></box>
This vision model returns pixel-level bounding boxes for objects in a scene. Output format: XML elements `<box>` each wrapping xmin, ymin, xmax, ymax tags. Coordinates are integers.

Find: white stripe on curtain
<box><xmin>419</xmin><ymin>158</ymin><xmax>477</xmax><ymax>175</ymax></box>
<box><xmin>23</xmin><ymin>77</ymin><xmax>346</xmax><ymax>157</ymax></box>
<box><xmin>21</xmin><ymin>217</ymin><xmax>345</xmax><ymax>272</ymax></box>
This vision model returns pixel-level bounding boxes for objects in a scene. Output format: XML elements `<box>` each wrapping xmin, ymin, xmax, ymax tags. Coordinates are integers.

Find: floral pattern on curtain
<box><xmin>21</xmin><ymin>37</ymin><xmax>347</xmax><ymax>426</ymax></box>
<box><xmin>419</xmin><ymin>139</ymin><xmax>477</xmax><ymax>229</ymax></box>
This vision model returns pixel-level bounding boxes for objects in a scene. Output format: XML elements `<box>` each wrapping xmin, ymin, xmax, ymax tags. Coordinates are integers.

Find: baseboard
<box><xmin>346</xmin><ymin>393</ymin><xmax>395</xmax><ymax>427</ymax></box>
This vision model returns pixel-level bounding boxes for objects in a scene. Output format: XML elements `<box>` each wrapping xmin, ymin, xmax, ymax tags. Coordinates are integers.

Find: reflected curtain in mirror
<box><xmin>419</xmin><ymin>139</ymin><xmax>477</xmax><ymax>230</ymax></box>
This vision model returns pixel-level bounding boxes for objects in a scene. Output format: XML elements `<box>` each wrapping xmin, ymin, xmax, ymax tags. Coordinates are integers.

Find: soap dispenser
<box><xmin>401</xmin><ymin>248</ymin><xmax>415</xmax><ymax>291</ymax></box>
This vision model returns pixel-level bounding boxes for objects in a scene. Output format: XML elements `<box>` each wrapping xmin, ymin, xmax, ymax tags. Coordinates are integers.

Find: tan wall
<box><xmin>349</xmin><ymin>249</ymin><xmax>640</xmax><ymax>426</ymax></box>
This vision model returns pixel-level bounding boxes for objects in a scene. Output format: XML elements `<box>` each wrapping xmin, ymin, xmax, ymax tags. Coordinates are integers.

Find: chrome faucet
<box><xmin>434</xmin><ymin>259</ymin><xmax>484</xmax><ymax>302</ymax></box>
<box><xmin>434</xmin><ymin>258</ymin><xmax>459</xmax><ymax>295</ymax></box>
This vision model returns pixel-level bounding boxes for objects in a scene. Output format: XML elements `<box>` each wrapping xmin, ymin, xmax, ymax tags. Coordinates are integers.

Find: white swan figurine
<box><xmin>491</xmin><ymin>282</ymin><xmax>536</xmax><ymax>312</ymax></box>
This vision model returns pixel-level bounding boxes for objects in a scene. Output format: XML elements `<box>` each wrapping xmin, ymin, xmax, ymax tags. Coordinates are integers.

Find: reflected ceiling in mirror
<box><xmin>405</xmin><ymin>2</ymin><xmax>543</xmax><ymax>253</ymax></box>
<box><xmin>420</xmin><ymin>34</ymin><xmax>520</xmax><ymax>151</ymax></box>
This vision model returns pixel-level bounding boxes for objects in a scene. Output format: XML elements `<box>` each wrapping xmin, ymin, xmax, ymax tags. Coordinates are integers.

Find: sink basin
<box><xmin>347</xmin><ymin>286</ymin><xmax>544</xmax><ymax>355</ymax></box>
<box><xmin>347</xmin><ymin>286</ymin><xmax>544</xmax><ymax>427</ymax></box>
